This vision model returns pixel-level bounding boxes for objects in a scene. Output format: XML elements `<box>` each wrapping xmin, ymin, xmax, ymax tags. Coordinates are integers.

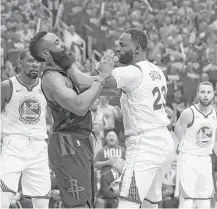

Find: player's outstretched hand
<box><xmin>97</xmin><ymin>52</ymin><xmax>116</xmax><ymax>79</ymax></box>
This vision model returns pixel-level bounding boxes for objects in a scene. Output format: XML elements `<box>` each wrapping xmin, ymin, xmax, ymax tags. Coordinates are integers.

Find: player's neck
<box><xmin>197</xmin><ymin>103</ymin><xmax>212</xmax><ymax>114</ymax></box>
<box><xmin>132</xmin><ymin>54</ymin><xmax>147</xmax><ymax>64</ymax></box>
<box><xmin>17</xmin><ymin>73</ymin><xmax>38</xmax><ymax>87</ymax></box>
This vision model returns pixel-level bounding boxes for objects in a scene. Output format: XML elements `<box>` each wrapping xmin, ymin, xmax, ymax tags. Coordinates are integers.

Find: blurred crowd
<box><xmin>1</xmin><ymin>0</ymin><xmax>217</xmax><ymax>208</ymax></box>
<box><xmin>1</xmin><ymin>0</ymin><xmax>41</xmax><ymax>80</ymax></box>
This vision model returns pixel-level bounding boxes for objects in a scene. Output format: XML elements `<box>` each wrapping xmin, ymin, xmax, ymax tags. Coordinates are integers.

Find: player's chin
<box><xmin>30</xmin><ymin>73</ymin><xmax>38</xmax><ymax>79</ymax></box>
<box><xmin>202</xmin><ymin>101</ymin><xmax>211</xmax><ymax>106</ymax></box>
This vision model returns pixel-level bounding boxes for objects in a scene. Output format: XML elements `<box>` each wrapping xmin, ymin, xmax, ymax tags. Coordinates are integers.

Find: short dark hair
<box><xmin>29</xmin><ymin>31</ymin><xmax>48</xmax><ymax>62</ymax></box>
<box><xmin>19</xmin><ymin>48</ymin><xmax>29</xmax><ymax>61</ymax></box>
<box><xmin>124</xmin><ymin>28</ymin><xmax>148</xmax><ymax>52</ymax></box>
<box><xmin>197</xmin><ymin>81</ymin><xmax>214</xmax><ymax>92</ymax></box>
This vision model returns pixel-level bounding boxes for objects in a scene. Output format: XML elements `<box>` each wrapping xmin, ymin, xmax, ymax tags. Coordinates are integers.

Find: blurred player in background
<box><xmin>1</xmin><ymin>49</ymin><xmax>50</xmax><ymax>208</ymax></box>
<box><xmin>29</xmin><ymin>31</ymin><xmax>114</xmax><ymax>208</ymax></box>
<box><xmin>174</xmin><ymin>81</ymin><xmax>217</xmax><ymax>208</ymax></box>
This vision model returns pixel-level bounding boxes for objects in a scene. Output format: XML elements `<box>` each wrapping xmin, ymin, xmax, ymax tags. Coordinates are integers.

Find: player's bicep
<box><xmin>174</xmin><ymin>108</ymin><xmax>192</xmax><ymax>139</ymax></box>
<box><xmin>42</xmin><ymin>73</ymin><xmax>83</xmax><ymax>116</ymax></box>
<box><xmin>110</xmin><ymin>66</ymin><xmax>142</xmax><ymax>92</ymax></box>
<box><xmin>103</xmin><ymin>75</ymin><xmax>118</xmax><ymax>89</ymax></box>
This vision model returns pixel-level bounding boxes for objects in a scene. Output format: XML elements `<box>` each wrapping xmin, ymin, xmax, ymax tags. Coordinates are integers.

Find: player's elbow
<box><xmin>77</xmin><ymin>109</ymin><xmax>88</xmax><ymax>116</ymax></box>
<box><xmin>75</xmin><ymin>105</ymin><xmax>88</xmax><ymax>116</ymax></box>
<box><xmin>75</xmin><ymin>99</ymin><xmax>90</xmax><ymax>116</ymax></box>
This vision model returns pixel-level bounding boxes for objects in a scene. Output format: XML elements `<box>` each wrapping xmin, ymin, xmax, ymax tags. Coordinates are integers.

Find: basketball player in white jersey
<box><xmin>174</xmin><ymin>81</ymin><xmax>217</xmax><ymax>208</ymax></box>
<box><xmin>62</xmin><ymin>28</ymin><xmax>174</xmax><ymax>208</ymax></box>
<box><xmin>1</xmin><ymin>49</ymin><xmax>51</xmax><ymax>208</ymax></box>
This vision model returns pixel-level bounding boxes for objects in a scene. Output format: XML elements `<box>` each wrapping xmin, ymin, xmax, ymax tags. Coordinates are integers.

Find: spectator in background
<box><xmin>95</xmin><ymin>131</ymin><xmax>125</xmax><ymax>175</ymax></box>
<box><xmin>203</xmin><ymin>50</ymin><xmax>217</xmax><ymax>86</ymax></box>
<box><xmin>90</xmin><ymin>98</ymin><xmax>105</xmax><ymax>155</ymax></box>
<box><xmin>201</xmin><ymin>72</ymin><xmax>210</xmax><ymax>82</ymax></box>
<box><xmin>161</xmin><ymin>157</ymin><xmax>179</xmax><ymax>208</ymax></box>
<box><xmin>98</xmin><ymin>96</ymin><xmax>122</xmax><ymax>138</ymax></box>
<box><xmin>17</xmin><ymin>24</ymin><xmax>34</xmax><ymax>44</ymax></box>
<box><xmin>94</xmin><ymin>131</ymin><xmax>125</xmax><ymax>208</ymax></box>
<box><xmin>42</xmin><ymin>0</ymin><xmax>61</xmax><ymax>27</ymax></box>
<box><xmin>63</xmin><ymin>24</ymin><xmax>83</xmax><ymax>64</ymax></box>
<box><xmin>153</xmin><ymin>53</ymin><xmax>167</xmax><ymax>72</ymax></box>
<box><xmin>96</xmin><ymin>158</ymin><xmax>125</xmax><ymax>208</ymax></box>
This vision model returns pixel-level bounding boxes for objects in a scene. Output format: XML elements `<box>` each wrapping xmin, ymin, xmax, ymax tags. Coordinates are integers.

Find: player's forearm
<box><xmin>95</xmin><ymin>160</ymin><xmax>110</xmax><ymax>169</ymax></box>
<box><xmin>67</xmin><ymin>66</ymin><xmax>95</xmax><ymax>90</ymax></box>
<box><xmin>174</xmin><ymin>124</ymin><xmax>185</xmax><ymax>152</ymax></box>
<box><xmin>174</xmin><ymin>125</ymin><xmax>184</xmax><ymax>141</ymax></box>
<box><xmin>76</xmin><ymin>76</ymin><xmax>108</xmax><ymax>115</ymax></box>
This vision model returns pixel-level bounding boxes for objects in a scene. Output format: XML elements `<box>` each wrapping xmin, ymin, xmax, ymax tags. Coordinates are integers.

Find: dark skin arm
<box><xmin>42</xmin><ymin>71</ymin><xmax>108</xmax><ymax>116</ymax></box>
<box><xmin>1</xmin><ymin>80</ymin><xmax>11</xmax><ymax>112</ymax></box>
<box><xmin>95</xmin><ymin>159</ymin><xmax>112</xmax><ymax>170</ymax></box>
<box><xmin>67</xmin><ymin>66</ymin><xmax>119</xmax><ymax>94</ymax></box>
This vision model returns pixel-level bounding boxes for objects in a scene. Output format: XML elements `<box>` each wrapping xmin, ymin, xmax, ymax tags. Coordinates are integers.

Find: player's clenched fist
<box><xmin>96</xmin><ymin>52</ymin><xmax>116</xmax><ymax>78</ymax></box>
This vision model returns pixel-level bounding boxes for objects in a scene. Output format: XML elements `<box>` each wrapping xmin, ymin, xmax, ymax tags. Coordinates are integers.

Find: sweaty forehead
<box><xmin>199</xmin><ymin>85</ymin><xmax>213</xmax><ymax>92</ymax></box>
<box><xmin>119</xmin><ymin>33</ymin><xmax>132</xmax><ymax>44</ymax></box>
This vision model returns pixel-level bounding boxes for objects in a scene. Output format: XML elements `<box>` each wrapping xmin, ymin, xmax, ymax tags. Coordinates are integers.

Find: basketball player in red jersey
<box><xmin>29</xmin><ymin>31</ymin><xmax>114</xmax><ymax>208</ymax></box>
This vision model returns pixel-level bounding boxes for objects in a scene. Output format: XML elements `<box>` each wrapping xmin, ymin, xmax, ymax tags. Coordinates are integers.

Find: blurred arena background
<box><xmin>1</xmin><ymin>0</ymin><xmax>217</xmax><ymax>208</ymax></box>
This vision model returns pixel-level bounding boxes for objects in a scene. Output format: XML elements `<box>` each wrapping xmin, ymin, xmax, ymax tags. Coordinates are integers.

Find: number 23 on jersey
<box><xmin>152</xmin><ymin>86</ymin><xmax>166</xmax><ymax>110</ymax></box>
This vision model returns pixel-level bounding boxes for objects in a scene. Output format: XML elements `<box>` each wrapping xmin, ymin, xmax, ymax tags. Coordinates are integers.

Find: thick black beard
<box><xmin>119</xmin><ymin>50</ymin><xmax>134</xmax><ymax>65</ymax></box>
<box><xmin>50</xmin><ymin>50</ymin><xmax>75</xmax><ymax>70</ymax></box>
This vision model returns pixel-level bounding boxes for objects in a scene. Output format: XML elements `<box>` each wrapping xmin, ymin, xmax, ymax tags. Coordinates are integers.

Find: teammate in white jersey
<box><xmin>1</xmin><ymin>49</ymin><xmax>51</xmax><ymax>208</ymax></box>
<box><xmin>96</xmin><ymin>28</ymin><xmax>174</xmax><ymax>208</ymax></box>
<box><xmin>174</xmin><ymin>81</ymin><xmax>217</xmax><ymax>208</ymax></box>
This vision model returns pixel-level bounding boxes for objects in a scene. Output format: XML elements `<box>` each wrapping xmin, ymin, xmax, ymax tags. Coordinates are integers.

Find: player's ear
<box><xmin>135</xmin><ymin>45</ymin><xmax>140</xmax><ymax>54</ymax></box>
<box><xmin>19</xmin><ymin>58</ymin><xmax>24</xmax><ymax>67</ymax></box>
<box><xmin>41</xmin><ymin>50</ymin><xmax>51</xmax><ymax>61</ymax></box>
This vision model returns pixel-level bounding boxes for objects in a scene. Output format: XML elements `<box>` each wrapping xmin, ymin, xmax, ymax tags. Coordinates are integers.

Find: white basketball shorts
<box><xmin>175</xmin><ymin>152</ymin><xmax>215</xmax><ymax>199</ymax></box>
<box><xmin>0</xmin><ymin>134</ymin><xmax>51</xmax><ymax>198</ymax></box>
<box><xmin>110</xmin><ymin>127</ymin><xmax>174</xmax><ymax>204</ymax></box>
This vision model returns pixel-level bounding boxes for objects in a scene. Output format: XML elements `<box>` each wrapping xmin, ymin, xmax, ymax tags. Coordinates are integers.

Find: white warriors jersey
<box><xmin>1</xmin><ymin>76</ymin><xmax>48</xmax><ymax>140</ymax></box>
<box><xmin>112</xmin><ymin>61</ymin><xmax>170</xmax><ymax>135</ymax></box>
<box><xmin>179</xmin><ymin>105</ymin><xmax>217</xmax><ymax>155</ymax></box>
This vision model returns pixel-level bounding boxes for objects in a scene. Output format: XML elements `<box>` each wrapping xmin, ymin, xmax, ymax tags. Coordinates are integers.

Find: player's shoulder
<box><xmin>113</xmin><ymin>65</ymin><xmax>142</xmax><ymax>74</ymax></box>
<box><xmin>42</xmin><ymin>71</ymin><xmax>66</xmax><ymax>87</ymax></box>
<box><xmin>180</xmin><ymin>107</ymin><xmax>194</xmax><ymax>122</ymax></box>
<box><xmin>1</xmin><ymin>78</ymin><xmax>13</xmax><ymax>91</ymax></box>
<box><xmin>1</xmin><ymin>78</ymin><xmax>14</xmax><ymax>103</ymax></box>
<box><xmin>182</xmin><ymin>107</ymin><xmax>193</xmax><ymax>115</ymax></box>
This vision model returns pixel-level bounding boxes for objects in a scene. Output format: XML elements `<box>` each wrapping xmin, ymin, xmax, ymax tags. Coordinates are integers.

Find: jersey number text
<box><xmin>152</xmin><ymin>86</ymin><xmax>166</xmax><ymax>110</ymax></box>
